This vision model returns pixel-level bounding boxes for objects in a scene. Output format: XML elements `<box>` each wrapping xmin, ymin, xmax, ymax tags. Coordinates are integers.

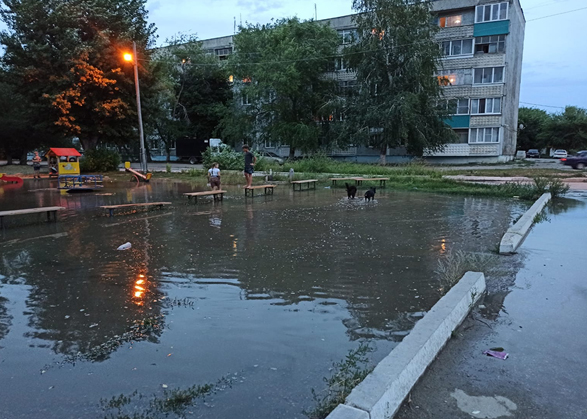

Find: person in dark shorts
<box><xmin>208</xmin><ymin>162</ymin><xmax>221</xmax><ymax>190</ymax></box>
<box><xmin>242</xmin><ymin>145</ymin><xmax>256</xmax><ymax>189</ymax></box>
<box><xmin>32</xmin><ymin>151</ymin><xmax>42</xmax><ymax>179</ymax></box>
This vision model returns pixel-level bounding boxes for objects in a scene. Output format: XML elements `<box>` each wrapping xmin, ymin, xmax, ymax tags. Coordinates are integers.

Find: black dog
<box><xmin>364</xmin><ymin>187</ymin><xmax>376</xmax><ymax>202</ymax></box>
<box><xmin>345</xmin><ymin>182</ymin><xmax>357</xmax><ymax>199</ymax></box>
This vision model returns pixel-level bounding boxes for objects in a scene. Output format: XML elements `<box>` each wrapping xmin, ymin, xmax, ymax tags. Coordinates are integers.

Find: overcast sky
<box><xmin>146</xmin><ymin>0</ymin><xmax>587</xmax><ymax>112</ymax></box>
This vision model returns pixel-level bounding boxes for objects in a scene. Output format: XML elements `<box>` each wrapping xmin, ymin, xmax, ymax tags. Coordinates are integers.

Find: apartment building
<box><xmin>180</xmin><ymin>0</ymin><xmax>525</xmax><ymax>163</ymax></box>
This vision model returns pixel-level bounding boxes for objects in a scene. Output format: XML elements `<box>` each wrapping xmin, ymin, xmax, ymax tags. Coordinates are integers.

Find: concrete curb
<box><xmin>326</xmin><ymin>272</ymin><xmax>486</xmax><ymax>419</ymax></box>
<box><xmin>499</xmin><ymin>192</ymin><xmax>551</xmax><ymax>254</ymax></box>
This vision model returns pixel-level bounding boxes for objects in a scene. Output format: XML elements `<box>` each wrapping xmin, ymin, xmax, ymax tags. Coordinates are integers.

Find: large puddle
<box><xmin>0</xmin><ymin>179</ymin><xmax>526</xmax><ymax>418</ymax></box>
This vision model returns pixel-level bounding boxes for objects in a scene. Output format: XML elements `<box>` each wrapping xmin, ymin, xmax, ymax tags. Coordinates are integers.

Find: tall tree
<box><xmin>516</xmin><ymin>107</ymin><xmax>550</xmax><ymax>151</ymax></box>
<box><xmin>146</xmin><ymin>35</ymin><xmax>232</xmax><ymax>161</ymax></box>
<box><xmin>539</xmin><ymin>106</ymin><xmax>587</xmax><ymax>151</ymax></box>
<box><xmin>344</xmin><ymin>0</ymin><xmax>454</xmax><ymax>164</ymax></box>
<box><xmin>221</xmin><ymin>18</ymin><xmax>340</xmax><ymax>158</ymax></box>
<box><xmin>0</xmin><ymin>0</ymin><xmax>156</xmax><ymax>151</ymax></box>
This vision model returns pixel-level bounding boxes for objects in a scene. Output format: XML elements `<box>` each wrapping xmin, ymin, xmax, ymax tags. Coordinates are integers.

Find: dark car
<box><xmin>526</xmin><ymin>149</ymin><xmax>540</xmax><ymax>158</ymax></box>
<box><xmin>562</xmin><ymin>151</ymin><xmax>587</xmax><ymax>169</ymax></box>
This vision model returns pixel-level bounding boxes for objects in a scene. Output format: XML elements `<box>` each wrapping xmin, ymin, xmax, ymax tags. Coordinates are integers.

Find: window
<box><xmin>241</xmin><ymin>94</ymin><xmax>251</xmax><ymax>106</ymax></box>
<box><xmin>439</xmin><ymin>15</ymin><xmax>462</xmax><ymax>28</ymax></box>
<box><xmin>471</xmin><ymin>98</ymin><xmax>502</xmax><ymax>114</ymax></box>
<box><xmin>470</xmin><ymin>127</ymin><xmax>500</xmax><ymax>143</ymax></box>
<box><xmin>475</xmin><ymin>35</ymin><xmax>506</xmax><ymax>54</ymax></box>
<box><xmin>335</xmin><ymin>57</ymin><xmax>349</xmax><ymax>71</ymax></box>
<box><xmin>473</xmin><ymin>67</ymin><xmax>504</xmax><ymax>84</ymax></box>
<box><xmin>454</xmin><ymin>129</ymin><xmax>469</xmax><ymax>144</ymax></box>
<box><xmin>441</xmin><ymin>39</ymin><xmax>473</xmax><ymax>56</ymax></box>
<box><xmin>437</xmin><ymin>69</ymin><xmax>466</xmax><ymax>86</ymax></box>
<box><xmin>438</xmin><ymin>98</ymin><xmax>468</xmax><ymax>114</ymax></box>
<box><xmin>455</xmin><ymin>99</ymin><xmax>469</xmax><ymax>114</ymax></box>
<box><xmin>338</xmin><ymin>29</ymin><xmax>358</xmax><ymax>44</ymax></box>
<box><xmin>215</xmin><ymin>48</ymin><xmax>232</xmax><ymax>60</ymax></box>
<box><xmin>476</xmin><ymin>2</ymin><xmax>508</xmax><ymax>23</ymax></box>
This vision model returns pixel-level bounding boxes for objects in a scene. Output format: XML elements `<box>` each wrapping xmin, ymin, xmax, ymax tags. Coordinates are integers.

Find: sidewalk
<box><xmin>396</xmin><ymin>193</ymin><xmax>587</xmax><ymax>419</ymax></box>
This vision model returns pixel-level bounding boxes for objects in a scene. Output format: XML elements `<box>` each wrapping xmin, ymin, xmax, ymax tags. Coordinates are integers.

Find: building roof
<box><xmin>46</xmin><ymin>148</ymin><xmax>82</xmax><ymax>157</ymax></box>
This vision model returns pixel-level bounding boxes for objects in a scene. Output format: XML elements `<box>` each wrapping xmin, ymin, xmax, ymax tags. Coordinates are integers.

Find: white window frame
<box><xmin>473</xmin><ymin>67</ymin><xmax>505</xmax><ymax>85</ymax></box>
<box><xmin>338</xmin><ymin>29</ymin><xmax>358</xmax><ymax>44</ymax></box>
<box><xmin>335</xmin><ymin>57</ymin><xmax>349</xmax><ymax>71</ymax></box>
<box><xmin>241</xmin><ymin>94</ymin><xmax>251</xmax><ymax>106</ymax></box>
<box><xmin>441</xmin><ymin>39</ymin><xmax>473</xmax><ymax>57</ymax></box>
<box><xmin>439</xmin><ymin>14</ymin><xmax>463</xmax><ymax>28</ymax></box>
<box><xmin>475</xmin><ymin>2</ymin><xmax>509</xmax><ymax>23</ymax></box>
<box><xmin>471</xmin><ymin>97</ymin><xmax>502</xmax><ymax>115</ymax></box>
<box><xmin>474</xmin><ymin>35</ymin><xmax>506</xmax><ymax>54</ymax></box>
<box><xmin>469</xmin><ymin>127</ymin><xmax>501</xmax><ymax>144</ymax></box>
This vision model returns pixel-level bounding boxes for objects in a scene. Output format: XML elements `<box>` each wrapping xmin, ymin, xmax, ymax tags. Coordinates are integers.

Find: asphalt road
<box><xmin>396</xmin><ymin>192</ymin><xmax>587</xmax><ymax>419</ymax></box>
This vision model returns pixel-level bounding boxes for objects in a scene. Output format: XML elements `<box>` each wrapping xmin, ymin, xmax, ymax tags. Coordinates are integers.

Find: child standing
<box><xmin>32</xmin><ymin>151</ymin><xmax>42</xmax><ymax>179</ymax></box>
<box><xmin>208</xmin><ymin>162</ymin><xmax>221</xmax><ymax>190</ymax></box>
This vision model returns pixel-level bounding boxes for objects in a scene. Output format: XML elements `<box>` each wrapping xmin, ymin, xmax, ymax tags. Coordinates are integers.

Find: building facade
<box><xmin>160</xmin><ymin>0</ymin><xmax>524</xmax><ymax>164</ymax></box>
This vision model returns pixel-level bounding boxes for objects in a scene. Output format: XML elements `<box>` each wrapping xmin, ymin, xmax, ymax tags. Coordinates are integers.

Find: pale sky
<box><xmin>146</xmin><ymin>0</ymin><xmax>587</xmax><ymax>112</ymax></box>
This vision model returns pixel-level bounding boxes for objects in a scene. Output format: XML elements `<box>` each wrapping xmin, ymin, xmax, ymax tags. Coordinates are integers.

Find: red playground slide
<box><xmin>0</xmin><ymin>173</ymin><xmax>24</xmax><ymax>184</ymax></box>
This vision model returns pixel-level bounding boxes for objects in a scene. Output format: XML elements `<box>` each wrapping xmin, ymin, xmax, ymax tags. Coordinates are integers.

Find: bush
<box><xmin>202</xmin><ymin>147</ymin><xmax>243</xmax><ymax>170</ymax></box>
<box><xmin>80</xmin><ymin>149</ymin><xmax>121</xmax><ymax>172</ymax></box>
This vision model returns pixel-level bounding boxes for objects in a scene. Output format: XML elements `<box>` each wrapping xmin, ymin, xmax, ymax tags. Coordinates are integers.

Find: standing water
<box><xmin>0</xmin><ymin>179</ymin><xmax>525</xmax><ymax>418</ymax></box>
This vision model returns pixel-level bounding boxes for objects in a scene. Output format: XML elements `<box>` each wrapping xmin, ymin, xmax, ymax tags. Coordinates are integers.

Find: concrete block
<box><xmin>500</xmin><ymin>193</ymin><xmax>551</xmax><ymax>254</ymax></box>
<box><xmin>344</xmin><ymin>272</ymin><xmax>486</xmax><ymax>419</ymax></box>
<box><xmin>326</xmin><ymin>404</ymin><xmax>370</xmax><ymax>419</ymax></box>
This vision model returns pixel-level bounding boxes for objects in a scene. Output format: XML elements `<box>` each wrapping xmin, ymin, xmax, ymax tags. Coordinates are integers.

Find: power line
<box><xmin>520</xmin><ymin>101</ymin><xmax>565</xmax><ymax>109</ymax></box>
<box><xmin>527</xmin><ymin>5</ymin><xmax>587</xmax><ymax>21</ymax></box>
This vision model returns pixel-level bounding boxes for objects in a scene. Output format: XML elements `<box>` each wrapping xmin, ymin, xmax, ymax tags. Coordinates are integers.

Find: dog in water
<box><xmin>364</xmin><ymin>187</ymin><xmax>376</xmax><ymax>202</ymax></box>
<box><xmin>345</xmin><ymin>182</ymin><xmax>357</xmax><ymax>199</ymax></box>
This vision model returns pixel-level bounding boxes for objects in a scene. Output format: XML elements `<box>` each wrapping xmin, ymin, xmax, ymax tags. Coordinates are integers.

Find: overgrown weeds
<box><xmin>436</xmin><ymin>251</ymin><xmax>497</xmax><ymax>295</ymax></box>
<box><xmin>304</xmin><ymin>343</ymin><xmax>374</xmax><ymax>419</ymax></box>
<box><xmin>100</xmin><ymin>377</ymin><xmax>231</xmax><ymax>419</ymax></box>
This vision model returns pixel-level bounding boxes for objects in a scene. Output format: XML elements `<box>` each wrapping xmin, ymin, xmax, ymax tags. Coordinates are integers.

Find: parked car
<box><xmin>552</xmin><ymin>149</ymin><xmax>568</xmax><ymax>159</ymax></box>
<box><xmin>561</xmin><ymin>151</ymin><xmax>587</xmax><ymax>170</ymax></box>
<box><xmin>526</xmin><ymin>149</ymin><xmax>540</xmax><ymax>158</ymax></box>
<box><xmin>258</xmin><ymin>151</ymin><xmax>284</xmax><ymax>165</ymax></box>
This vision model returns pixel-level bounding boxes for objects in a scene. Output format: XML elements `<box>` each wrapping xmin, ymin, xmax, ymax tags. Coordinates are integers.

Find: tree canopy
<box><xmin>221</xmin><ymin>17</ymin><xmax>340</xmax><ymax>158</ymax></box>
<box><xmin>344</xmin><ymin>0</ymin><xmax>455</xmax><ymax>163</ymax></box>
<box><xmin>0</xmin><ymin>0</ymin><xmax>156</xmax><ymax>151</ymax></box>
<box><xmin>517</xmin><ymin>107</ymin><xmax>550</xmax><ymax>151</ymax></box>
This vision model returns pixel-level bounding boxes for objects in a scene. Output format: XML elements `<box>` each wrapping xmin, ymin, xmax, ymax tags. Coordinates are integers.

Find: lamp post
<box><xmin>124</xmin><ymin>42</ymin><xmax>147</xmax><ymax>174</ymax></box>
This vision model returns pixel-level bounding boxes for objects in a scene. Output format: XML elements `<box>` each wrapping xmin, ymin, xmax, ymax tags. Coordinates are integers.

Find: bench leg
<box><xmin>0</xmin><ymin>216</ymin><xmax>3</xmax><ymax>229</ymax></box>
<box><xmin>109</xmin><ymin>209</ymin><xmax>114</xmax><ymax>217</ymax></box>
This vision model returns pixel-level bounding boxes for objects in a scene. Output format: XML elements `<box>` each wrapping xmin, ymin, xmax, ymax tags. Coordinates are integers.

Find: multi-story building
<box><xmin>160</xmin><ymin>0</ymin><xmax>524</xmax><ymax>164</ymax></box>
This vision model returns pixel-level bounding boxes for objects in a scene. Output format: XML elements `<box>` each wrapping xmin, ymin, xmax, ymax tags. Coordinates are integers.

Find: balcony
<box><xmin>426</xmin><ymin>143</ymin><xmax>500</xmax><ymax>157</ymax></box>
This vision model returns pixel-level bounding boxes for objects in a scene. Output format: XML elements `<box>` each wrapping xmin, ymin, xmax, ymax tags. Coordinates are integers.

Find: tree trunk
<box><xmin>379</xmin><ymin>145</ymin><xmax>387</xmax><ymax>165</ymax></box>
<box><xmin>80</xmin><ymin>136</ymin><xmax>99</xmax><ymax>151</ymax></box>
<box><xmin>289</xmin><ymin>146</ymin><xmax>296</xmax><ymax>160</ymax></box>
<box><xmin>5</xmin><ymin>153</ymin><xmax>13</xmax><ymax>165</ymax></box>
<box><xmin>19</xmin><ymin>151</ymin><xmax>27</xmax><ymax>165</ymax></box>
<box><xmin>166</xmin><ymin>144</ymin><xmax>171</xmax><ymax>163</ymax></box>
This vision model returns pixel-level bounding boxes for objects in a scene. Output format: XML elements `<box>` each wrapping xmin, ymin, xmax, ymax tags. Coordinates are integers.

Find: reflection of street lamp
<box><xmin>124</xmin><ymin>42</ymin><xmax>147</xmax><ymax>174</ymax></box>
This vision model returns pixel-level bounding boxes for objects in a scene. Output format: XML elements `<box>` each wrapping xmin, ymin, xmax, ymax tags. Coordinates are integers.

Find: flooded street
<box><xmin>0</xmin><ymin>179</ymin><xmax>526</xmax><ymax>418</ymax></box>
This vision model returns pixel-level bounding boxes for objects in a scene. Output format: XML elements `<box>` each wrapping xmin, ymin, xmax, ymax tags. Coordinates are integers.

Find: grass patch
<box><xmin>100</xmin><ymin>377</ymin><xmax>231</xmax><ymax>419</ymax></box>
<box><xmin>305</xmin><ymin>343</ymin><xmax>374</xmax><ymax>419</ymax></box>
<box><xmin>436</xmin><ymin>250</ymin><xmax>497</xmax><ymax>295</ymax></box>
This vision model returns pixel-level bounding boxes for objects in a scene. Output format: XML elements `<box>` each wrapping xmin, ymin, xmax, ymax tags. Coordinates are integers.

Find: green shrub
<box><xmin>545</xmin><ymin>177</ymin><xmax>569</xmax><ymax>198</ymax></box>
<box><xmin>202</xmin><ymin>147</ymin><xmax>243</xmax><ymax>170</ymax></box>
<box><xmin>80</xmin><ymin>149</ymin><xmax>121</xmax><ymax>173</ymax></box>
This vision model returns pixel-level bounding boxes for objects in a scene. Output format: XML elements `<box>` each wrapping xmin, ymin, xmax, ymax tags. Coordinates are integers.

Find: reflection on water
<box><xmin>0</xmin><ymin>178</ymin><xmax>528</xmax><ymax>418</ymax></box>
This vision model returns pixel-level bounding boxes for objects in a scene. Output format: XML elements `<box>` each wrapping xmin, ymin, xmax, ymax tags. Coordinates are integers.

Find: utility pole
<box><xmin>131</xmin><ymin>42</ymin><xmax>147</xmax><ymax>174</ymax></box>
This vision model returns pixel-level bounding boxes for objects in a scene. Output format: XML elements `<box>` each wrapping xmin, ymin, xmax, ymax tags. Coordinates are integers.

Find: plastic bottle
<box><xmin>117</xmin><ymin>242</ymin><xmax>132</xmax><ymax>251</ymax></box>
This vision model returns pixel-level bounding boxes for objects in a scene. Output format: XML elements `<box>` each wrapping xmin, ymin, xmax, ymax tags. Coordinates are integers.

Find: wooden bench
<box><xmin>329</xmin><ymin>177</ymin><xmax>361</xmax><ymax>186</ymax></box>
<box><xmin>291</xmin><ymin>179</ymin><xmax>318</xmax><ymax>191</ymax></box>
<box><xmin>355</xmin><ymin>177</ymin><xmax>390</xmax><ymax>187</ymax></box>
<box><xmin>100</xmin><ymin>202</ymin><xmax>172</xmax><ymax>217</ymax></box>
<box><xmin>244</xmin><ymin>185</ymin><xmax>276</xmax><ymax>197</ymax></box>
<box><xmin>0</xmin><ymin>206</ymin><xmax>65</xmax><ymax>228</ymax></box>
<box><xmin>184</xmin><ymin>190</ymin><xmax>226</xmax><ymax>203</ymax></box>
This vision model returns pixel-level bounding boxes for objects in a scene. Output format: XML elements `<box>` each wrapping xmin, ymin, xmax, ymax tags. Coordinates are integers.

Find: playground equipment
<box><xmin>46</xmin><ymin>148</ymin><xmax>82</xmax><ymax>177</ymax></box>
<box><xmin>0</xmin><ymin>173</ymin><xmax>23</xmax><ymax>184</ymax></box>
<box><xmin>125</xmin><ymin>162</ymin><xmax>152</xmax><ymax>185</ymax></box>
<box><xmin>58</xmin><ymin>174</ymin><xmax>104</xmax><ymax>192</ymax></box>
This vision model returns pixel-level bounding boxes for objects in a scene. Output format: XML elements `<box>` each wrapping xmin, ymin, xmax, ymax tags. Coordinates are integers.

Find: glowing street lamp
<box><xmin>124</xmin><ymin>43</ymin><xmax>148</xmax><ymax>174</ymax></box>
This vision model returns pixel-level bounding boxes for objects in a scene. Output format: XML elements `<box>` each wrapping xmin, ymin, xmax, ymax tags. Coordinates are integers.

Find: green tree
<box><xmin>344</xmin><ymin>0</ymin><xmax>454</xmax><ymax>164</ymax></box>
<box><xmin>147</xmin><ymin>35</ymin><xmax>232</xmax><ymax>161</ymax></box>
<box><xmin>516</xmin><ymin>107</ymin><xmax>550</xmax><ymax>151</ymax></box>
<box><xmin>221</xmin><ymin>18</ymin><xmax>340</xmax><ymax>158</ymax></box>
<box><xmin>539</xmin><ymin>106</ymin><xmax>587</xmax><ymax>152</ymax></box>
<box><xmin>0</xmin><ymin>0</ymin><xmax>156</xmax><ymax>151</ymax></box>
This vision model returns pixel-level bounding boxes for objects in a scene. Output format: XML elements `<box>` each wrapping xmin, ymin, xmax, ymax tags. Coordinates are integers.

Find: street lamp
<box><xmin>124</xmin><ymin>42</ymin><xmax>147</xmax><ymax>174</ymax></box>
